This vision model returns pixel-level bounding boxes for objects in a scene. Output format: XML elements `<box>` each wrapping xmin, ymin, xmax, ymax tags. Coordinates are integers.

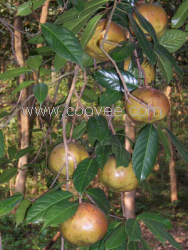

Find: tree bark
<box><xmin>123</xmin><ymin>116</ymin><xmax>136</xmax><ymax>219</ymax></box>
<box><xmin>165</xmin><ymin>86</ymin><xmax>178</xmax><ymax>203</ymax></box>
<box><xmin>14</xmin><ymin>5</ymin><xmax>30</xmax><ymax>194</ymax></box>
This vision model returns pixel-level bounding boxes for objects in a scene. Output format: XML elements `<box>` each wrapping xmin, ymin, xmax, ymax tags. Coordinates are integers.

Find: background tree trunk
<box><xmin>123</xmin><ymin>116</ymin><xmax>136</xmax><ymax>219</ymax></box>
<box><xmin>14</xmin><ymin>5</ymin><xmax>30</xmax><ymax>194</ymax></box>
<box><xmin>165</xmin><ymin>86</ymin><xmax>178</xmax><ymax>203</ymax></box>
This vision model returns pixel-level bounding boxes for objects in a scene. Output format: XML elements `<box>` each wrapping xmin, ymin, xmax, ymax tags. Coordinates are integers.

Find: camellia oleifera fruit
<box><xmin>48</xmin><ymin>142</ymin><xmax>89</xmax><ymax>178</ymax></box>
<box><xmin>85</xmin><ymin>19</ymin><xmax>127</xmax><ymax>61</ymax></box>
<box><xmin>60</xmin><ymin>203</ymin><xmax>108</xmax><ymax>246</ymax></box>
<box><xmin>98</xmin><ymin>157</ymin><xmax>138</xmax><ymax>192</ymax></box>
<box><xmin>131</xmin><ymin>3</ymin><xmax>168</xmax><ymax>40</ymax></box>
<box><xmin>125</xmin><ymin>87</ymin><xmax>170</xmax><ymax>123</ymax></box>
<box><xmin>124</xmin><ymin>57</ymin><xmax>155</xmax><ymax>84</ymax></box>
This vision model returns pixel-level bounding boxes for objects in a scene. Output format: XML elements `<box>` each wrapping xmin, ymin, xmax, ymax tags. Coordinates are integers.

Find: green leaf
<box><xmin>94</xmin><ymin>69</ymin><xmax>139</xmax><ymax>92</ymax></box>
<box><xmin>105</xmin><ymin>225</ymin><xmax>127</xmax><ymax>249</ymax></box>
<box><xmin>82</xmin><ymin>89</ymin><xmax>99</xmax><ymax>103</ymax></box>
<box><xmin>16</xmin><ymin>147</ymin><xmax>33</xmax><ymax>160</ymax></box>
<box><xmin>41</xmin><ymin>23</ymin><xmax>83</xmax><ymax>67</ymax></box>
<box><xmin>42</xmin><ymin>201</ymin><xmax>79</xmax><ymax>229</ymax></box>
<box><xmin>0</xmin><ymin>130</ymin><xmax>4</xmax><ymax>159</ymax></box>
<box><xmin>155</xmin><ymin>44</ymin><xmax>183</xmax><ymax>77</ymax></box>
<box><xmin>85</xmin><ymin>188</ymin><xmax>110</xmax><ymax>215</ymax></box>
<box><xmin>100</xmin><ymin>90</ymin><xmax>123</xmax><ymax>106</ymax></box>
<box><xmin>32</xmin><ymin>0</ymin><xmax>47</xmax><ymax>11</ymax></box>
<box><xmin>81</xmin><ymin>15</ymin><xmax>103</xmax><ymax>49</ymax></box>
<box><xmin>185</xmin><ymin>22</ymin><xmax>188</xmax><ymax>31</ymax></box>
<box><xmin>26</xmin><ymin>190</ymin><xmax>73</xmax><ymax>223</ymax></box>
<box><xmin>30</xmin><ymin>46</ymin><xmax>54</xmax><ymax>56</ymax></box>
<box><xmin>156</xmin><ymin>54</ymin><xmax>173</xmax><ymax>83</ymax></box>
<box><xmin>95</xmin><ymin>144</ymin><xmax>111</xmax><ymax>169</ymax></box>
<box><xmin>73</xmin><ymin>158</ymin><xmax>99</xmax><ymax>194</ymax></box>
<box><xmin>0</xmin><ymin>68</ymin><xmax>32</xmax><ymax>81</ymax></box>
<box><xmin>156</xmin><ymin>126</ymin><xmax>171</xmax><ymax>161</ymax></box>
<box><xmin>137</xmin><ymin>212</ymin><xmax>172</xmax><ymax>230</ymax></box>
<box><xmin>72</xmin><ymin>122</ymin><xmax>87</xmax><ymax>140</ymax></box>
<box><xmin>140</xmin><ymin>238</ymin><xmax>151</xmax><ymax>250</ymax></box>
<box><xmin>11</xmin><ymin>81</ymin><xmax>35</xmax><ymax>97</ymax></box>
<box><xmin>171</xmin><ymin>0</ymin><xmax>188</xmax><ymax>28</ymax></box>
<box><xmin>128</xmin><ymin>14</ymin><xmax>156</xmax><ymax>65</ymax></box>
<box><xmin>111</xmin><ymin>135</ymin><xmax>131</xmax><ymax>168</ymax></box>
<box><xmin>125</xmin><ymin>218</ymin><xmax>141</xmax><ymax>242</ymax></box>
<box><xmin>73</xmin><ymin>0</ymin><xmax>85</xmax><ymax>14</ymax></box>
<box><xmin>128</xmin><ymin>241</ymin><xmax>139</xmax><ymax>250</ymax></box>
<box><xmin>0</xmin><ymin>168</ymin><xmax>17</xmax><ymax>184</ymax></box>
<box><xmin>159</xmin><ymin>30</ymin><xmax>186</xmax><ymax>53</ymax></box>
<box><xmin>0</xmin><ymin>112</ymin><xmax>10</xmax><ymax>119</ymax></box>
<box><xmin>54</xmin><ymin>54</ymin><xmax>67</xmax><ymax>72</ymax></box>
<box><xmin>17</xmin><ymin>1</ymin><xmax>32</xmax><ymax>16</ymax></box>
<box><xmin>27</xmin><ymin>33</ymin><xmax>45</xmax><ymax>44</ymax></box>
<box><xmin>134</xmin><ymin>9</ymin><xmax>158</xmax><ymax>45</ymax></box>
<box><xmin>133</xmin><ymin>124</ymin><xmax>159</xmax><ymax>181</ymax></box>
<box><xmin>33</xmin><ymin>83</ymin><xmax>48</xmax><ymax>104</ymax></box>
<box><xmin>87</xmin><ymin>115</ymin><xmax>109</xmax><ymax>142</ymax></box>
<box><xmin>109</xmin><ymin>41</ymin><xmax>136</xmax><ymax>62</ymax></box>
<box><xmin>26</xmin><ymin>55</ymin><xmax>43</xmax><ymax>71</ymax></box>
<box><xmin>16</xmin><ymin>199</ymin><xmax>32</xmax><ymax>226</ymax></box>
<box><xmin>8</xmin><ymin>146</ymin><xmax>17</xmax><ymax>159</ymax></box>
<box><xmin>82</xmin><ymin>52</ymin><xmax>94</xmax><ymax>68</ymax></box>
<box><xmin>0</xmin><ymin>194</ymin><xmax>23</xmax><ymax>216</ymax></box>
<box><xmin>165</xmin><ymin>127</ymin><xmax>188</xmax><ymax>163</ymax></box>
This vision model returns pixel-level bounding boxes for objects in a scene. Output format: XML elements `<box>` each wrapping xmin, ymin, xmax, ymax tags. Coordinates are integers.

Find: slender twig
<box><xmin>121</xmin><ymin>192</ymin><xmax>126</xmax><ymax>218</ymax></box>
<box><xmin>109</xmin><ymin>214</ymin><xmax>125</xmax><ymax>220</ymax></box>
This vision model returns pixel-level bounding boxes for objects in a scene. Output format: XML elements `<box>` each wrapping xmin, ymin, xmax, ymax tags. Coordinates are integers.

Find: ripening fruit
<box><xmin>124</xmin><ymin>57</ymin><xmax>155</xmax><ymax>84</ymax></box>
<box><xmin>131</xmin><ymin>3</ymin><xmax>168</xmax><ymax>40</ymax></box>
<box><xmin>60</xmin><ymin>203</ymin><xmax>108</xmax><ymax>246</ymax></box>
<box><xmin>125</xmin><ymin>87</ymin><xmax>170</xmax><ymax>123</ymax></box>
<box><xmin>98</xmin><ymin>157</ymin><xmax>138</xmax><ymax>192</ymax></box>
<box><xmin>85</xmin><ymin>19</ymin><xmax>127</xmax><ymax>61</ymax></box>
<box><xmin>48</xmin><ymin>142</ymin><xmax>89</xmax><ymax>178</ymax></box>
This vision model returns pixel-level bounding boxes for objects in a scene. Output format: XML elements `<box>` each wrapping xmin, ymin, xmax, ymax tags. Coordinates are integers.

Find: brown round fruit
<box><xmin>60</xmin><ymin>202</ymin><xmax>108</xmax><ymax>246</ymax></box>
<box><xmin>124</xmin><ymin>57</ymin><xmax>155</xmax><ymax>84</ymax></box>
<box><xmin>85</xmin><ymin>19</ymin><xmax>127</xmax><ymax>61</ymax></box>
<box><xmin>98</xmin><ymin>157</ymin><xmax>138</xmax><ymax>192</ymax></box>
<box><xmin>48</xmin><ymin>142</ymin><xmax>89</xmax><ymax>178</ymax></box>
<box><xmin>125</xmin><ymin>87</ymin><xmax>170</xmax><ymax>123</ymax></box>
<box><xmin>131</xmin><ymin>3</ymin><xmax>168</xmax><ymax>40</ymax></box>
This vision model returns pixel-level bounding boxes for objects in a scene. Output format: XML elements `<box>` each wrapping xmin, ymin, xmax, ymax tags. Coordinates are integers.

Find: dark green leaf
<box><xmin>54</xmin><ymin>54</ymin><xmax>67</xmax><ymax>72</ymax></box>
<box><xmin>128</xmin><ymin>241</ymin><xmax>139</xmax><ymax>250</ymax></box>
<box><xmin>125</xmin><ymin>218</ymin><xmax>141</xmax><ymax>241</ymax></box>
<box><xmin>156</xmin><ymin>126</ymin><xmax>171</xmax><ymax>161</ymax></box>
<box><xmin>26</xmin><ymin>190</ymin><xmax>73</xmax><ymax>223</ymax></box>
<box><xmin>156</xmin><ymin>54</ymin><xmax>173</xmax><ymax>83</ymax></box>
<box><xmin>94</xmin><ymin>69</ymin><xmax>139</xmax><ymax>92</ymax></box>
<box><xmin>82</xmin><ymin>89</ymin><xmax>98</xmax><ymax>103</ymax></box>
<box><xmin>16</xmin><ymin>199</ymin><xmax>32</xmax><ymax>226</ymax></box>
<box><xmin>109</xmin><ymin>41</ymin><xmax>136</xmax><ymax>62</ymax></box>
<box><xmin>30</xmin><ymin>46</ymin><xmax>54</xmax><ymax>56</ymax></box>
<box><xmin>12</xmin><ymin>81</ymin><xmax>35</xmax><ymax>97</ymax></box>
<box><xmin>140</xmin><ymin>238</ymin><xmax>151</xmax><ymax>250</ymax></box>
<box><xmin>137</xmin><ymin>212</ymin><xmax>172</xmax><ymax>230</ymax></box>
<box><xmin>33</xmin><ymin>83</ymin><xmax>48</xmax><ymax>104</ymax></box>
<box><xmin>171</xmin><ymin>0</ymin><xmax>188</xmax><ymax>28</ymax></box>
<box><xmin>82</xmin><ymin>52</ymin><xmax>94</xmax><ymax>68</ymax></box>
<box><xmin>17</xmin><ymin>1</ymin><xmax>32</xmax><ymax>16</ymax></box>
<box><xmin>159</xmin><ymin>30</ymin><xmax>186</xmax><ymax>53</ymax></box>
<box><xmin>0</xmin><ymin>68</ymin><xmax>32</xmax><ymax>81</ymax></box>
<box><xmin>27</xmin><ymin>33</ymin><xmax>45</xmax><ymax>44</ymax></box>
<box><xmin>165</xmin><ymin>127</ymin><xmax>188</xmax><ymax>163</ymax></box>
<box><xmin>32</xmin><ymin>0</ymin><xmax>47</xmax><ymax>10</ymax></box>
<box><xmin>0</xmin><ymin>194</ymin><xmax>23</xmax><ymax>216</ymax></box>
<box><xmin>85</xmin><ymin>188</ymin><xmax>110</xmax><ymax>215</ymax></box>
<box><xmin>42</xmin><ymin>201</ymin><xmax>79</xmax><ymax>229</ymax></box>
<box><xmin>105</xmin><ymin>224</ymin><xmax>127</xmax><ymax>249</ymax></box>
<box><xmin>72</xmin><ymin>122</ymin><xmax>87</xmax><ymax>140</ymax></box>
<box><xmin>128</xmin><ymin>14</ymin><xmax>156</xmax><ymax>65</ymax></box>
<box><xmin>73</xmin><ymin>0</ymin><xmax>85</xmax><ymax>14</ymax></box>
<box><xmin>73</xmin><ymin>158</ymin><xmax>99</xmax><ymax>194</ymax></box>
<box><xmin>0</xmin><ymin>130</ymin><xmax>4</xmax><ymax>159</ymax></box>
<box><xmin>133</xmin><ymin>124</ymin><xmax>159</xmax><ymax>181</ymax></box>
<box><xmin>0</xmin><ymin>168</ymin><xmax>17</xmax><ymax>184</ymax></box>
<box><xmin>8</xmin><ymin>147</ymin><xmax>17</xmax><ymax>159</ymax></box>
<box><xmin>41</xmin><ymin>23</ymin><xmax>83</xmax><ymax>66</ymax></box>
<box><xmin>111</xmin><ymin>135</ymin><xmax>131</xmax><ymax>168</ymax></box>
<box><xmin>95</xmin><ymin>144</ymin><xmax>111</xmax><ymax>169</ymax></box>
<box><xmin>16</xmin><ymin>147</ymin><xmax>33</xmax><ymax>160</ymax></box>
<box><xmin>87</xmin><ymin>115</ymin><xmax>109</xmax><ymax>142</ymax></box>
<box><xmin>81</xmin><ymin>15</ymin><xmax>103</xmax><ymax>49</ymax></box>
<box><xmin>26</xmin><ymin>55</ymin><xmax>43</xmax><ymax>71</ymax></box>
<box><xmin>100</xmin><ymin>90</ymin><xmax>123</xmax><ymax>106</ymax></box>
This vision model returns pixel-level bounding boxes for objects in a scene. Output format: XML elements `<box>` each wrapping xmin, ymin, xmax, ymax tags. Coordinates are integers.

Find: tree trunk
<box><xmin>165</xmin><ymin>86</ymin><xmax>178</xmax><ymax>203</ymax></box>
<box><xmin>123</xmin><ymin>116</ymin><xmax>136</xmax><ymax>219</ymax></box>
<box><xmin>14</xmin><ymin>6</ymin><xmax>30</xmax><ymax>194</ymax></box>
